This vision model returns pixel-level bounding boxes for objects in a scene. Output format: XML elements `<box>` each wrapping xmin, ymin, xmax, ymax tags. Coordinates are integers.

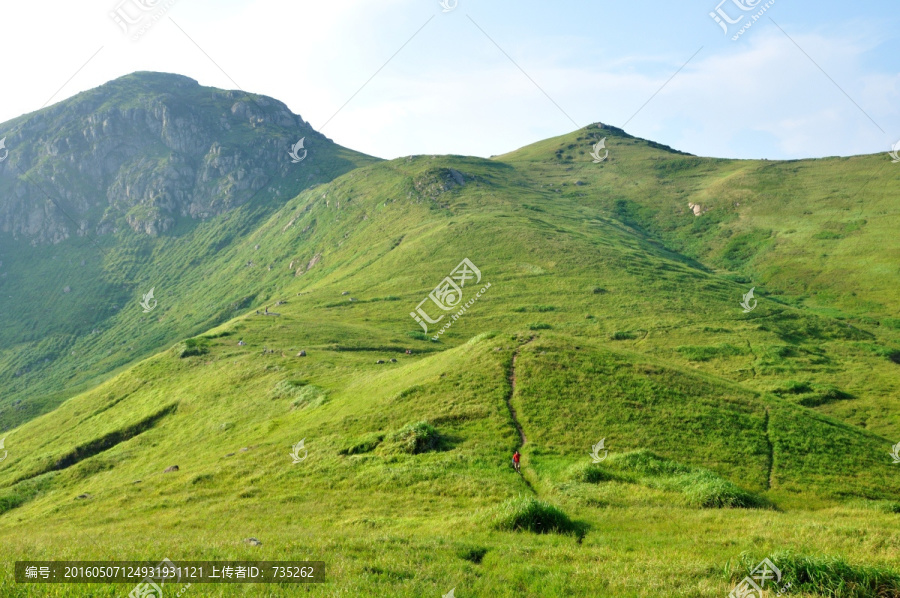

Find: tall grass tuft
<box><xmin>674</xmin><ymin>471</ymin><xmax>767</xmax><ymax>509</ymax></box>
<box><xmin>383</xmin><ymin>421</ymin><xmax>442</xmax><ymax>455</ymax></box>
<box><xmin>733</xmin><ymin>551</ymin><xmax>900</xmax><ymax>598</ymax></box>
<box><xmin>605</xmin><ymin>451</ymin><xmax>768</xmax><ymax>509</ymax></box>
<box><xmin>486</xmin><ymin>496</ymin><xmax>583</xmax><ymax>536</ymax></box>
<box><xmin>567</xmin><ymin>461</ymin><xmax>618</xmax><ymax>483</ymax></box>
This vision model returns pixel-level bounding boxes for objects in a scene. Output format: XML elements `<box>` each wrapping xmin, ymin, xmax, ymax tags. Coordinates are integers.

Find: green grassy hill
<box><xmin>0</xmin><ymin>72</ymin><xmax>379</xmax><ymax>429</ymax></box>
<box><xmin>1</xmin><ymin>116</ymin><xmax>899</xmax><ymax>597</ymax></box>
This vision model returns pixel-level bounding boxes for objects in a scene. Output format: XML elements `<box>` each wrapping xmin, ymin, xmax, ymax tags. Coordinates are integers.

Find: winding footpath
<box><xmin>506</xmin><ymin>341</ymin><xmax>535</xmax><ymax>492</ymax></box>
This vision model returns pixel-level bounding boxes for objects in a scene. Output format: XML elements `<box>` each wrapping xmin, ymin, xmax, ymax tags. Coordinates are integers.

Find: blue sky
<box><xmin>1</xmin><ymin>0</ymin><xmax>898</xmax><ymax>160</ymax></box>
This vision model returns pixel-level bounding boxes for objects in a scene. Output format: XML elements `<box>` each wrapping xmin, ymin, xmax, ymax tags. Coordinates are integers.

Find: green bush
<box><xmin>456</xmin><ymin>545</ymin><xmax>488</xmax><ymax>564</ymax></box>
<box><xmin>674</xmin><ymin>471</ymin><xmax>766</xmax><ymax>509</ymax></box>
<box><xmin>339</xmin><ymin>433</ymin><xmax>384</xmax><ymax>456</ymax></box>
<box><xmin>201</xmin><ymin>330</ymin><xmax>233</xmax><ymax>339</ymax></box>
<box><xmin>486</xmin><ymin>496</ymin><xmax>583</xmax><ymax>536</ymax></box>
<box><xmin>384</xmin><ymin>421</ymin><xmax>442</xmax><ymax>455</ymax></box>
<box><xmin>178</xmin><ymin>337</ymin><xmax>210</xmax><ymax>358</ymax></box>
<box><xmin>610</xmin><ymin>331</ymin><xmax>637</xmax><ymax>340</ymax></box>
<box><xmin>799</xmin><ymin>385</ymin><xmax>853</xmax><ymax>408</ymax></box>
<box><xmin>778</xmin><ymin>380</ymin><xmax>813</xmax><ymax>395</ymax></box>
<box><xmin>567</xmin><ymin>461</ymin><xmax>617</xmax><ymax>483</ymax></box>
<box><xmin>529</xmin><ymin>323</ymin><xmax>552</xmax><ymax>330</ymax></box>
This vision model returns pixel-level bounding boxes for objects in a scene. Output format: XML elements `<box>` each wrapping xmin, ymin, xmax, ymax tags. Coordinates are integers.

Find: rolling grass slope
<box><xmin>0</xmin><ymin>123</ymin><xmax>899</xmax><ymax>596</ymax></box>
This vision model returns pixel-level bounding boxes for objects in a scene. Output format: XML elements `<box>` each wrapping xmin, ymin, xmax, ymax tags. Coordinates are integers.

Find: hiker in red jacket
<box><xmin>512</xmin><ymin>450</ymin><xmax>521</xmax><ymax>473</ymax></box>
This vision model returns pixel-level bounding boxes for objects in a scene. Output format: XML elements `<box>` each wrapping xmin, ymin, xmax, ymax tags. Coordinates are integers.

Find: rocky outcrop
<box><xmin>0</xmin><ymin>72</ymin><xmax>331</xmax><ymax>244</ymax></box>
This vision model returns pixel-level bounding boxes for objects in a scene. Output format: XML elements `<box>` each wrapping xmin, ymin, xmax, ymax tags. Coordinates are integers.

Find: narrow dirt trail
<box><xmin>506</xmin><ymin>339</ymin><xmax>535</xmax><ymax>492</ymax></box>
<box><xmin>505</xmin><ymin>338</ymin><xmax>586</xmax><ymax>543</ymax></box>
<box><xmin>764</xmin><ymin>407</ymin><xmax>774</xmax><ymax>490</ymax></box>
<box><xmin>508</xmin><ymin>350</ymin><xmax>528</xmax><ymax>447</ymax></box>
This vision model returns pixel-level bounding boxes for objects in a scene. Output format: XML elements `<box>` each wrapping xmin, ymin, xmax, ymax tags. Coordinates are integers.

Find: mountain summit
<box><xmin>0</xmin><ymin>71</ymin><xmax>374</xmax><ymax>243</ymax></box>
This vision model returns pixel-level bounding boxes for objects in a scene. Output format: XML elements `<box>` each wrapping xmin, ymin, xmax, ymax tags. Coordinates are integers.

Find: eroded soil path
<box><xmin>507</xmin><ymin>349</ymin><xmax>528</xmax><ymax>447</ymax></box>
<box><xmin>506</xmin><ymin>339</ymin><xmax>535</xmax><ymax>492</ymax></box>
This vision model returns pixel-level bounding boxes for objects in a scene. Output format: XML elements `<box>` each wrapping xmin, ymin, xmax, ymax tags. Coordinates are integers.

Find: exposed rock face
<box><xmin>413</xmin><ymin>167</ymin><xmax>467</xmax><ymax>198</ymax></box>
<box><xmin>0</xmin><ymin>72</ymin><xmax>326</xmax><ymax>244</ymax></box>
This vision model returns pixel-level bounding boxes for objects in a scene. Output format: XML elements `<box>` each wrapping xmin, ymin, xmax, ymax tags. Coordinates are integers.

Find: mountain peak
<box><xmin>0</xmin><ymin>72</ymin><xmax>374</xmax><ymax>243</ymax></box>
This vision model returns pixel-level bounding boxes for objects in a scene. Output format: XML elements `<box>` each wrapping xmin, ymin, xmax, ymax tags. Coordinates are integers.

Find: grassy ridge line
<box><xmin>3</xmin><ymin>125</ymin><xmax>898</xmax><ymax>439</ymax></box>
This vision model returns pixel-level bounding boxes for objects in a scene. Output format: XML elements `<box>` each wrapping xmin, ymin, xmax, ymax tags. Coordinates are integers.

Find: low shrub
<box><xmin>799</xmin><ymin>385</ymin><xmax>853</xmax><ymax>408</ymax></box>
<box><xmin>567</xmin><ymin>462</ymin><xmax>617</xmax><ymax>484</ymax></box>
<box><xmin>201</xmin><ymin>330</ymin><xmax>233</xmax><ymax>339</ymax></box>
<box><xmin>673</xmin><ymin>471</ymin><xmax>766</xmax><ymax>509</ymax></box>
<box><xmin>486</xmin><ymin>496</ymin><xmax>583</xmax><ymax>536</ymax></box>
<box><xmin>384</xmin><ymin>421</ymin><xmax>442</xmax><ymax>455</ymax></box>
<box><xmin>779</xmin><ymin>380</ymin><xmax>813</xmax><ymax>395</ymax></box>
<box><xmin>339</xmin><ymin>433</ymin><xmax>384</xmax><ymax>456</ymax></box>
<box><xmin>178</xmin><ymin>337</ymin><xmax>210</xmax><ymax>358</ymax></box>
<box><xmin>456</xmin><ymin>546</ymin><xmax>488</xmax><ymax>564</ymax></box>
<box><xmin>610</xmin><ymin>331</ymin><xmax>637</xmax><ymax>341</ymax></box>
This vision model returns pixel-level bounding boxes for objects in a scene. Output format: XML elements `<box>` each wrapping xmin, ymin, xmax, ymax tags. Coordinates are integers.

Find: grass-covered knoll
<box><xmin>568</xmin><ymin>451</ymin><xmax>769</xmax><ymax>509</ymax></box>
